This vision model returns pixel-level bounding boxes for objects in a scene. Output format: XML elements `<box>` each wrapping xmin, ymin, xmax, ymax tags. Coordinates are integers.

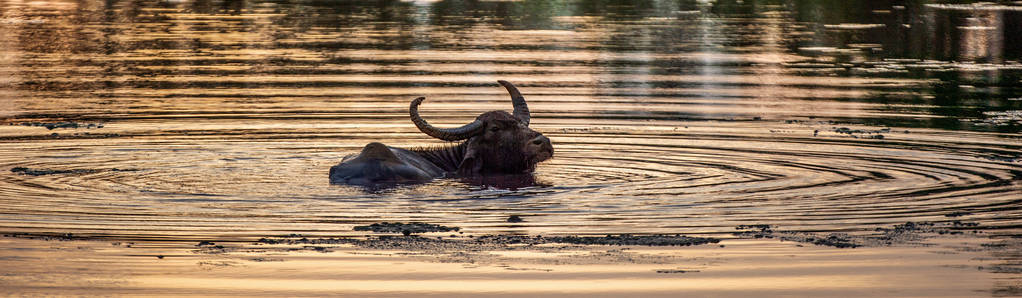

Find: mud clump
<box><xmin>10</xmin><ymin>167</ymin><xmax>138</xmax><ymax>176</ymax></box>
<box><xmin>255</xmin><ymin>233</ymin><xmax>722</xmax><ymax>252</ymax></box>
<box><xmin>14</xmin><ymin>121</ymin><xmax>104</xmax><ymax>130</ymax></box>
<box><xmin>470</xmin><ymin>234</ymin><xmax>719</xmax><ymax>247</ymax></box>
<box><xmin>874</xmin><ymin>221</ymin><xmax>978</xmax><ymax>239</ymax></box>
<box><xmin>946</xmin><ymin>211</ymin><xmax>972</xmax><ymax>217</ymax></box>
<box><xmin>4</xmin><ymin>232</ymin><xmax>77</xmax><ymax>241</ymax></box>
<box><xmin>11</xmin><ymin>167</ymin><xmax>99</xmax><ymax>176</ymax></box>
<box><xmin>734</xmin><ymin>221</ymin><xmax>982</xmax><ymax>248</ymax></box>
<box><xmin>353</xmin><ymin>222</ymin><xmax>460</xmax><ymax>235</ymax></box>
<box><xmin>656</xmin><ymin>269</ymin><xmax>699</xmax><ymax>274</ymax></box>
<box><xmin>807</xmin><ymin>235</ymin><xmax>859</xmax><ymax>248</ymax></box>
<box><xmin>192</xmin><ymin>241</ymin><xmax>228</xmax><ymax>254</ymax></box>
<box><xmin>833</xmin><ymin>127</ymin><xmax>888</xmax><ymax>139</ymax></box>
<box><xmin>735</xmin><ymin>224</ymin><xmax>772</xmax><ymax>232</ymax></box>
<box><xmin>257</xmin><ymin>235</ymin><xmax>476</xmax><ymax>252</ymax></box>
<box><xmin>0</xmin><ymin>132</ymin><xmax>122</xmax><ymax>141</ymax></box>
<box><xmin>540</xmin><ymin>234</ymin><xmax>719</xmax><ymax>246</ymax></box>
<box><xmin>734</xmin><ymin>225</ymin><xmax>860</xmax><ymax>248</ymax></box>
<box><xmin>976</xmin><ymin>238</ymin><xmax>1022</xmax><ymax>279</ymax></box>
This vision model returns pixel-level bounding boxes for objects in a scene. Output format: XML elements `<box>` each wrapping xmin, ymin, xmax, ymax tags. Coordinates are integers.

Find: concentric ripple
<box><xmin>0</xmin><ymin>0</ymin><xmax>1020</xmax><ymax>240</ymax></box>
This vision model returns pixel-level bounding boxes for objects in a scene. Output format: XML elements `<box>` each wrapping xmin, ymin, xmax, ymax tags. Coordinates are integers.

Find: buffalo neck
<box><xmin>409</xmin><ymin>142</ymin><xmax>468</xmax><ymax>172</ymax></box>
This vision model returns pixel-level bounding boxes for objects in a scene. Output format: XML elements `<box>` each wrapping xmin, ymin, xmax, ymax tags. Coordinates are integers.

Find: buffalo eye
<box><xmin>489</xmin><ymin>126</ymin><xmax>500</xmax><ymax>132</ymax></box>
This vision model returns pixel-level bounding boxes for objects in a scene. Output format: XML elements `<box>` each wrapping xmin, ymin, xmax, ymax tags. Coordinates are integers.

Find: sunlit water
<box><xmin>0</xmin><ymin>0</ymin><xmax>1020</xmax><ymax>241</ymax></box>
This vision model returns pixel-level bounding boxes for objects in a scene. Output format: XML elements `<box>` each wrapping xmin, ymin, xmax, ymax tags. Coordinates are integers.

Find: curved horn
<box><xmin>498</xmin><ymin>80</ymin><xmax>530</xmax><ymax>126</ymax></box>
<box><xmin>409</xmin><ymin>97</ymin><xmax>484</xmax><ymax>141</ymax></box>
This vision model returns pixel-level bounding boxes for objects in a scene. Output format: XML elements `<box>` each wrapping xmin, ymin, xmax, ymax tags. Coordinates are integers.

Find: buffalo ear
<box><xmin>457</xmin><ymin>148</ymin><xmax>483</xmax><ymax>176</ymax></box>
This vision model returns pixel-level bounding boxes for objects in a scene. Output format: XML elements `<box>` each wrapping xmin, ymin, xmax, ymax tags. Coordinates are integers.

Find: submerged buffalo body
<box><xmin>330</xmin><ymin>81</ymin><xmax>553</xmax><ymax>185</ymax></box>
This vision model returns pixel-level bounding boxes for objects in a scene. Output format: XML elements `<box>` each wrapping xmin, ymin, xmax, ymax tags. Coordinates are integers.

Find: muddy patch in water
<box><xmin>733</xmin><ymin>221</ymin><xmax>985</xmax><ymax>248</ymax></box>
<box><xmin>10</xmin><ymin>167</ymin><xmax>139</xmax><ymax>176</ymax></box>
<box><xmin>11</xmin><ymin>122</ymin><xmax>105</xmax><ymax>130</ymax></box>
<box><xmin>1</xmin><ymin>219</ymin><xmax>1019</xmax><ymax>296</ymax></box>
<box><xmin>352</xmin><ymin>222</ymin><xmax>462</xmax><ymax>235</ymax></box>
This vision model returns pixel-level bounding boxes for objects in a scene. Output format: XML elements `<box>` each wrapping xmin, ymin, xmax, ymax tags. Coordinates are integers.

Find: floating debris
<box><xmin>656</xmin><ymin>269</ymin><xmax>700</xmax><ymax>274</ymax></box>
<box><xmin>832</xmin><ymin>127</ymin><xmax>889</xmax><ymax>139</ymax></box>
<box><xmin>734</xmin><ymin>221</ymin><xmax>983</xmax><ymax>248</ymax></box>
<box><xmin>353</xmin><ymin>222</ymin><xmax>460</xmax><ymax>234</ymax></box>
<box><xmin>11</xmin><ymin>167</ymin><xmax>99</xmax><ymax>176</ymax></box>
<box><xmin>537</xmin><ymin>234</ymin><xmax>720</xmax><ymax>246</ymax></box>
<box><xmin>256</xmin><ymin>233</ymin><xmax>721</xmax><ymax>252</ymax></box>
<box><xmin>735</xmin><ymin>224</ymin><xmax>772</xmax><ymax>231</ymax></box>
<box><xmin>14</xmin><ymin>122</ymin><xmax>104</xmax><ymax>130</ymax></box>
<box><xmin>946</xmin><ymin>211</ymin><xmax>973</xmax><ymax>217</ymax></box>
<box><xmin>10</xmin><ymin>167</ymin><xmax>138</xmax><ymax>176</ymax></box>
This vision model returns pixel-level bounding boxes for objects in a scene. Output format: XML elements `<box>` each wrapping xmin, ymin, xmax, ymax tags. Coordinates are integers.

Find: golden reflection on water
<box><xmin>0</xmin><ymin>237</ymin><xmax>1003</xmax><ymax>297</ymax></box>
<box><xmin>0</xmin><ymin>0</ymin><xmax>1020</xmax><ymax>295</ymax></box>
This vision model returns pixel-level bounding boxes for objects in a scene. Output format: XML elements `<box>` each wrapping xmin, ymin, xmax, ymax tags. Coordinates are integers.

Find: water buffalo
<box><xmin>329</xmin><ymin>80</ymin><xmax>553</xmax><ymax>185</ymax></box>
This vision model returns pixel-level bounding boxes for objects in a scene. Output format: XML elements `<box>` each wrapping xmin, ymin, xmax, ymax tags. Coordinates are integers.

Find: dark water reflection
<box><xmin>0</xmin><ymin>0</ymin><xmax>1020</xmax><ymax>245</ymax></box>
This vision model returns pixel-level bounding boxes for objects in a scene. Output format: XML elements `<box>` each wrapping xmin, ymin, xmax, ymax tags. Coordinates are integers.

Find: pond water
<box><xmin>0</xmin><ymin>0</ymin><xmax>1020</xmax><ymax>241</ymax></box>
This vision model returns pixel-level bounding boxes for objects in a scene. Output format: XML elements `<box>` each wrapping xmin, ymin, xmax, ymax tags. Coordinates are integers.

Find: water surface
<box><xmin>0</xmin><ymin>0</ymin><xmax>1020</xmax><ymax>241</ymax></box>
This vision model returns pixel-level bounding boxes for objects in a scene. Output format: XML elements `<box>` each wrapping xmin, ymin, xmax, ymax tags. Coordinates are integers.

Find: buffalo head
<box><xmin>409</xmin><ymin>80</ymin><xmax>553</xmax><ymax>175</ymax></box>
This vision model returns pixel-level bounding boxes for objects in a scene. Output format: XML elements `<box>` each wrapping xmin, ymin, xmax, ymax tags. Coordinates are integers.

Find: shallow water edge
<box><xmin>1</xmin><ymin>222</ymin><xmax>1019</xmax><ymax>297</ymax></box>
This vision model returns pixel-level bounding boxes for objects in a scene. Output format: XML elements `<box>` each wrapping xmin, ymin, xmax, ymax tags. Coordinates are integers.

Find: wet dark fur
<box><xmin>410</xmin><ymin>143</ymin><xmax>468</xmax><ymax>172</ymax></box>
<box><xmin>330</xmin><ymin>108</ymin><xmax>552</xmax><ymax>185</ymax></box>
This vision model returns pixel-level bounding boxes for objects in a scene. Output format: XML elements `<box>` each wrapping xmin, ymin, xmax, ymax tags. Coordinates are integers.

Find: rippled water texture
<box><xmin>0</xmin><ymin>0</ymin><xmax>1020</xmax><ymax>240</ymax></box>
